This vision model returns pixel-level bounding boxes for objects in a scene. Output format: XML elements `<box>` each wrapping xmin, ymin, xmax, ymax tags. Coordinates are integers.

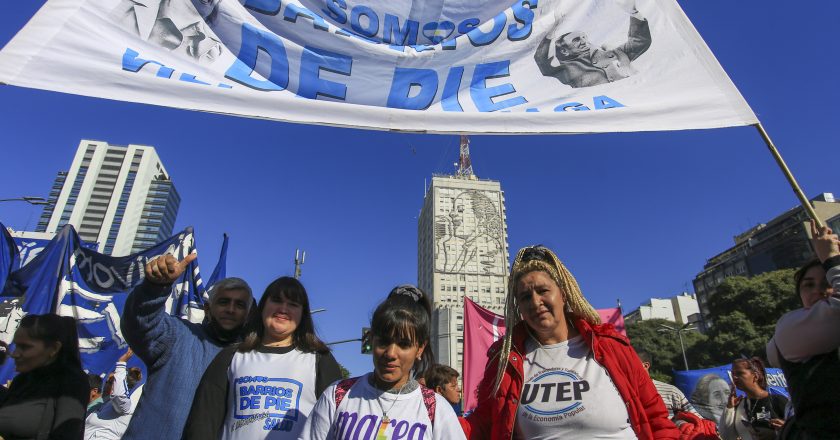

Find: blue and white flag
<box><xmin>0</xmin><ymin>225</ymin><xmax>19</xmax><ymax>294</ymax></box>
<box><xmin>11</xmin><ymin>232</ymin><xmax>98</xmax><ymax>269</ymax></box>
<box><xmin>0</xmin><ymin>0</ymin><xmax>757</xmax><ymax>133</ymax></box>
<box><xmin>673</xmin><ymin>365</ymin><xmax>788</xmax><ymax>424</ymax></box>
<box><xmin>207</xmin><ymin>233</ymin><xmax>228</xmax><ymax>288</ymax></box>
<box><xmin>0</xmin><ymin>224</ymin><xmax>223</xmax><ymax>380</ymax></box>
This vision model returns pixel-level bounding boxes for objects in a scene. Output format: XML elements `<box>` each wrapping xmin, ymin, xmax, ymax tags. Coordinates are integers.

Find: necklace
<box><xmin>374</xmin><ymin>380</ymin><xmax>408</xmax><ymax>438</ymax></box>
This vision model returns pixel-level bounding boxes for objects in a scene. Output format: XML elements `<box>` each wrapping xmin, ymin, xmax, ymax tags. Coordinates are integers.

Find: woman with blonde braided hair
<box><xmin>466</xmin><ymin>245</ymin><xmax>678</xmax><ymax>440</ymax></box>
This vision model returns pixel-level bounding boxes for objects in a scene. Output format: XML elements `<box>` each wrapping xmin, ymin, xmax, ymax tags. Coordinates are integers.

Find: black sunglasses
<box><xmin>520</xmin><ymin>246</ymin><xmax>550</xmax><ymax>263</ymax></box>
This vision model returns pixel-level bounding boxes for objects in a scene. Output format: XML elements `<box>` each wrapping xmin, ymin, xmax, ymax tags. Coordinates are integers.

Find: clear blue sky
<box><xmin>1</xmin><ymin>1</ymin><xmax>837</xmax><ymax>376</ymax></box>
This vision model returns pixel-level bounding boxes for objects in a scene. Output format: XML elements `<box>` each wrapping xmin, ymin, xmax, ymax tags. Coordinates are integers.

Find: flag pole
<box><xmin>754</xmin><ymin>123</ymin><xmax>825</xmax><ymax>229</ymax></box>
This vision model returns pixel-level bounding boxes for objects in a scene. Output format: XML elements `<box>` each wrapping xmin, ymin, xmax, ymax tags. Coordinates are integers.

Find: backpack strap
<box><xmin>419</xmin><ymin>385</ymin><xmax>437</xmax><ymax>425</ymax></box>
<box><xmin>334</xmin><ymin>376</ymin><xmax>360</xmax><ymax>409</ymax></box>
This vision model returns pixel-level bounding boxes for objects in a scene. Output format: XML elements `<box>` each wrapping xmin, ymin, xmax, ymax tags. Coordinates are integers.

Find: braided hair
<box><xmin>492</xmin><ymin>245</ymin><xmax>599</xmax><ymax>393</ymax></box>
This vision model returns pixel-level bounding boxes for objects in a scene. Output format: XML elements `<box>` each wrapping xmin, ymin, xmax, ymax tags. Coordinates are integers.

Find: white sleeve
<box><xmin>718</xmin><ymin>404</ymin><xmax>739</xmax><ymax>439</ymax></box>
<box><xmin>828</xmin><ymin>264</ymin><xmax>840</xmax><ymax>292</ymax></box>
<box><xmin>768</xmin><ymin>297</ymin><xmax>840</xmax><ymax>364</ymax></box>
<box><xmin>109</xmin><ymin>362</ymin><xmax>132</xmax><ymax>415</ymax></box>
<box><xmin>431</xmin><ymin>394</ymin><xmax>467</xmax><ymax>440</ymax></box>
<box><xmin>299</xmin><ymin>383</ymin><xmax>338</xmax><ymax>440</ymax></box>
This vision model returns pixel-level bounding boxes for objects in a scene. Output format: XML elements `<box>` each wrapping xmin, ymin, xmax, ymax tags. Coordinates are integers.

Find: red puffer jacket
<box><xmin>466</xmin><ymin>319</ymin><xmax>680</xmax><ymax>440</ymax></box>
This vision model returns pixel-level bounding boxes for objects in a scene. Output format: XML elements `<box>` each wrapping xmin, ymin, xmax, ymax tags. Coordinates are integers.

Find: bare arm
<box><xmin>767</xmin><ymin>222</ymin><xmax>840</xmax><ymax>364</ymax></box>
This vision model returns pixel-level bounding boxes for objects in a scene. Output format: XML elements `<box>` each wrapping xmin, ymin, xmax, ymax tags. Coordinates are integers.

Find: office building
<box><xmin>417</xmin><ymin>137</ymin><xmax>510</xmax><ymax>376</ymax></box>
<box><xmin>36</xmin><ymin>140</ymin><xmax>180</xmax><ymax>255</ymax></box>
<box><xmin>693</xmin><ymin>193</ymin><xmax>840</xmax><ymax>323</ymax></box>
<box><xmin>624</xmin><ymin>292</ymin><xmax>703</xmax><ymax>330</ymax></box>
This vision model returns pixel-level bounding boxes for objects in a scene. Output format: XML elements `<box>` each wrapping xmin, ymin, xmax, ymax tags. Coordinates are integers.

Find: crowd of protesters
<box><xmin>0</xmin><ymin>222</ymin><xmax>835</xmax><ymax>439</ymax></box>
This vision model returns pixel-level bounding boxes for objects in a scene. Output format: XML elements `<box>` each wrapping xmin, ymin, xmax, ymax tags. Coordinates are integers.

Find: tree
<box><xmin>626</xmin><ymin>318</ymin><xmax>706</xmax><ymax>383</ymax></box>
<box><xmin>700</xmin><ymin>269</ymin><xmax>798</xmax><ymax>366</ymax></box>
<box><xmin>338</xmin><ymin>362</ymin><xmax>351</xmax><ymax>379</ymax></box>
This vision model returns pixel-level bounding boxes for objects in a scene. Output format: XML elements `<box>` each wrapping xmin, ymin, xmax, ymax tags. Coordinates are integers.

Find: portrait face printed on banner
<box><xmin>691</xmin><ymin>374</ymin><xmax>729</xmax><ymax>422</ymax></box>
<box><xmin>262</xmin><ymin>293</ymin><xmax>302</xmax><ymax>345</ymax></box>
<box><xmin>207</xmin><ymin>288</ymin><xmax>251</xmax><ymax>331</ymax></box>
<box><xmin>372</xmin><ymin>334</ymin><xmax>426</xmax><ymax>389</ymax></box>
<box><xmin>558</xmin><ymin>31</ymin><xmax>591</xmax><ymax>59</ymax></box>
<box><xmin>516</xmin><ymin>271</ymin><xmax>567</xmax><ymax>340</ymax></box>
<box><xmin>799</xmin><ymin>265</ymin><xmax>832</xmax><ymax>308</ymax></box>
<box><xmin>534</xmin><ymin>5</ymin><xmax>652</xmax><ymax>89</ymax></box>
<box><xmin>11</xmin><ymin>327</ymin><xmax>59</xmax><ymax>373</ymax></box>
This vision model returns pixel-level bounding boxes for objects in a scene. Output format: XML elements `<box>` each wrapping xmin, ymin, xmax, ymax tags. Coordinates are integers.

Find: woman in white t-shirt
<box><xmin>466</xmin><ymin>245</ymin><xmax>679</xmax><ymax>440</ymax></box>
<box><xmin>300</xmin><ymin>285</ymin><xmax>467</xmax><ymax>440</ymax></box>
<box><xmin>184</xmin><ymin>277</ymin><xmax>343</xmax><ymax>439</ymax></box>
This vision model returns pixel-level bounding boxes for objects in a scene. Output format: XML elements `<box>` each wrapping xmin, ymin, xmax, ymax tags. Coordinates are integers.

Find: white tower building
<box><xmin>417</xmin><ymin>136</ymin><xmax>510</xmax><ymax>378</ymax></box>
<box><xmin>36</xmin><ymin>140</ymin><xmax>180</xmax><ymax>255</ymax></box>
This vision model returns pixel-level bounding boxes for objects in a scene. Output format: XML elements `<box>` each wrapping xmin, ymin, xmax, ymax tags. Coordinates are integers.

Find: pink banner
<box><xmin>462</xmin><ymin>297</ymin><xmax>506</xmax><ymax>413</ymax></box>
<box><xmin>597</xmin><ymin>307</ymin><xmax>627</xmax><ymax>336</ymax></box>
<box><xmin>462</xmin><ymin>301</ymin><xmax>626</xmax><ymax>412</ymax></box>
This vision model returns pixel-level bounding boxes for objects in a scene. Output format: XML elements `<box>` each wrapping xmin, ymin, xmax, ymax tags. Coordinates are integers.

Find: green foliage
<box><xmin>627</xmin><ymin>318</ymin><xmax>706</xmax><ymax>383</ymax></box>
<box><xmin>338</xmin><ymin>362</ymin><xmax>351</xmax><ymax>379</ymax></box>
<box><xmin>699</xmin><ymin>269</ymin><xmax>799</xmax><ymax>366</ymax></box>
<box><xmin>628</xmin><ymin>269</ymin><xmax>800</xmax><ymax>376</ymax></box>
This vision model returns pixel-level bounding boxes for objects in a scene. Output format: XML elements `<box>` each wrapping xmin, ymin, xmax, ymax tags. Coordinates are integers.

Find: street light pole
<box><xmin>677</xmin><ymin>329</ymin><xmax>688</xmax><ymax>371</ymax></box>
<box><xmin>0</xmin><ymin>196</ymin><xmax>48</xmax><ymax>205</ymax></box>
<box><xmin>658</xmin><ymin>322</ymin><xmax>696</xmax><ymax>370</ymax></box>
<box><xmin>326</xmin><ymin>337</ymin><xmax>361</xmax><ymax>346</ymax></box>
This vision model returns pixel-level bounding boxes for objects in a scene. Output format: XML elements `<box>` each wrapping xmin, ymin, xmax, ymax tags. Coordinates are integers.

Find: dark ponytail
<box><xmin>371</xmin><ymin>285</ymin><xmax>435</xmax><ymax>378</ymax></box>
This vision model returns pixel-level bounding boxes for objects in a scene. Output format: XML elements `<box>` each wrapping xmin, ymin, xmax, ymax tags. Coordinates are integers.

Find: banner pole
<box><xmin>755</xmin><ymin>123</ymin><xmax>825</xmax><ymax>229</ymax></box>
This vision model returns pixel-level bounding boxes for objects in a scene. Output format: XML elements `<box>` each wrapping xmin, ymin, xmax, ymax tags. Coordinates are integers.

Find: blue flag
<box><xmin>0</xmin><ymin>224</ymin><xmax>19</xmax><ymax>294</ymax></box>
<box><xmin>0</xmin><ymin>224</ymin><xmax>226</xmax><ymax>381</ymax></box>
<box><xmin>673</xmin><ymin>365</ymin><xmax>789</xmax><ymax>424</ymax></box>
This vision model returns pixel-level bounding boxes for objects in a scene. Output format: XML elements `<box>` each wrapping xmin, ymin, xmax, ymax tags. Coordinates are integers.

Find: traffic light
<box><xmin>361</xmin><ymin>327</ymin><xmax>372</xmax><ymax>354</ymax></box>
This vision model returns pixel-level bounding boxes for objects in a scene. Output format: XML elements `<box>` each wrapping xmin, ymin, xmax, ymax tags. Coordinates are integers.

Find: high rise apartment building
<box><xmin>36</xmin><ymin>140</ymin><xmax>180</xmax><ymax>255</ymax></box>
<box><xmin>417</xmin><ymin>169</ymin><xmax>510</xmax><ymax>376</ymax></box>
<box><xmin>693</xmin><ymin>193</ymin><xmax>840</xmax><ymax>324</ymax></box>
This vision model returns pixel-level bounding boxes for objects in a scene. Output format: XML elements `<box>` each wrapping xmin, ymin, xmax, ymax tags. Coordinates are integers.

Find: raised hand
<box><xmin>144</xmin><ymin>253</ymin><xmax>197</xmax><ymax>285</ymax></box>
<box><xmin>726</xmin><ymin>384</ymin><xmax>742</xmax><ymax>409</ymax></box>
<box><xmin>810</xmin><ymin>220</ymin><xmax>840</xmax><ymax>263</ymax></box>
<box><xmin>118</xmin><ymin>348</ymin><xmax>134</xmax><ymax>363</ymax></box>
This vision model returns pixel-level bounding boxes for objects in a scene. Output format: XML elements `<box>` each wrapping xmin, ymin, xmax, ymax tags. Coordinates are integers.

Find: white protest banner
<box><xmin>0</xmin><ymin>0</ymin><xmax>757</xmax><ymax>133</ymax></box>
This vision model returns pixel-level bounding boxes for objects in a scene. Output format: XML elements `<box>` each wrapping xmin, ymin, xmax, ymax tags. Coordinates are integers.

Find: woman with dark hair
<box><xmin>0</xmin><ymin>313</ymin><xmax>88</xmax><ymax>439</ymax></box>
<box><xmin>301</xmin><ymin>285</ymin><xmax>467</xmax><ymax>439</ymax></box>
<box><xmin>719</xmin><ymin>357</ymin><xmax>786</xmax><ymax>440</ymax></box>
<box><xmin>184</xmin><ymin>276</ymin><xmax>342</xmax><ymax>439</ymax></box>
<box><xmin>467</xmin><ymin>245</ymin><xmax>678</xmax><ymax>440</ymax></box>
<box><xmin>766</xmin><ymin>221</ymin><xmax>840</xmax><ymax>439</ymax></box>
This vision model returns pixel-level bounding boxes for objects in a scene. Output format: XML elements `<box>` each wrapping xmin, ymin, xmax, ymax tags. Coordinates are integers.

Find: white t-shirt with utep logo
<box><xmin>515</xmin><ymin>335</ymin><xmax>637</xmax><ymax>439</ymax></box>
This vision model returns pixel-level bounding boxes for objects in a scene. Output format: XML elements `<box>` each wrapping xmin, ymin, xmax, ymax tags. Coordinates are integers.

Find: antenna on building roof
<box><xmin>456</xmin><ymin>135</ymin><xmax>475</xmax><ymax>179</ymax></box>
